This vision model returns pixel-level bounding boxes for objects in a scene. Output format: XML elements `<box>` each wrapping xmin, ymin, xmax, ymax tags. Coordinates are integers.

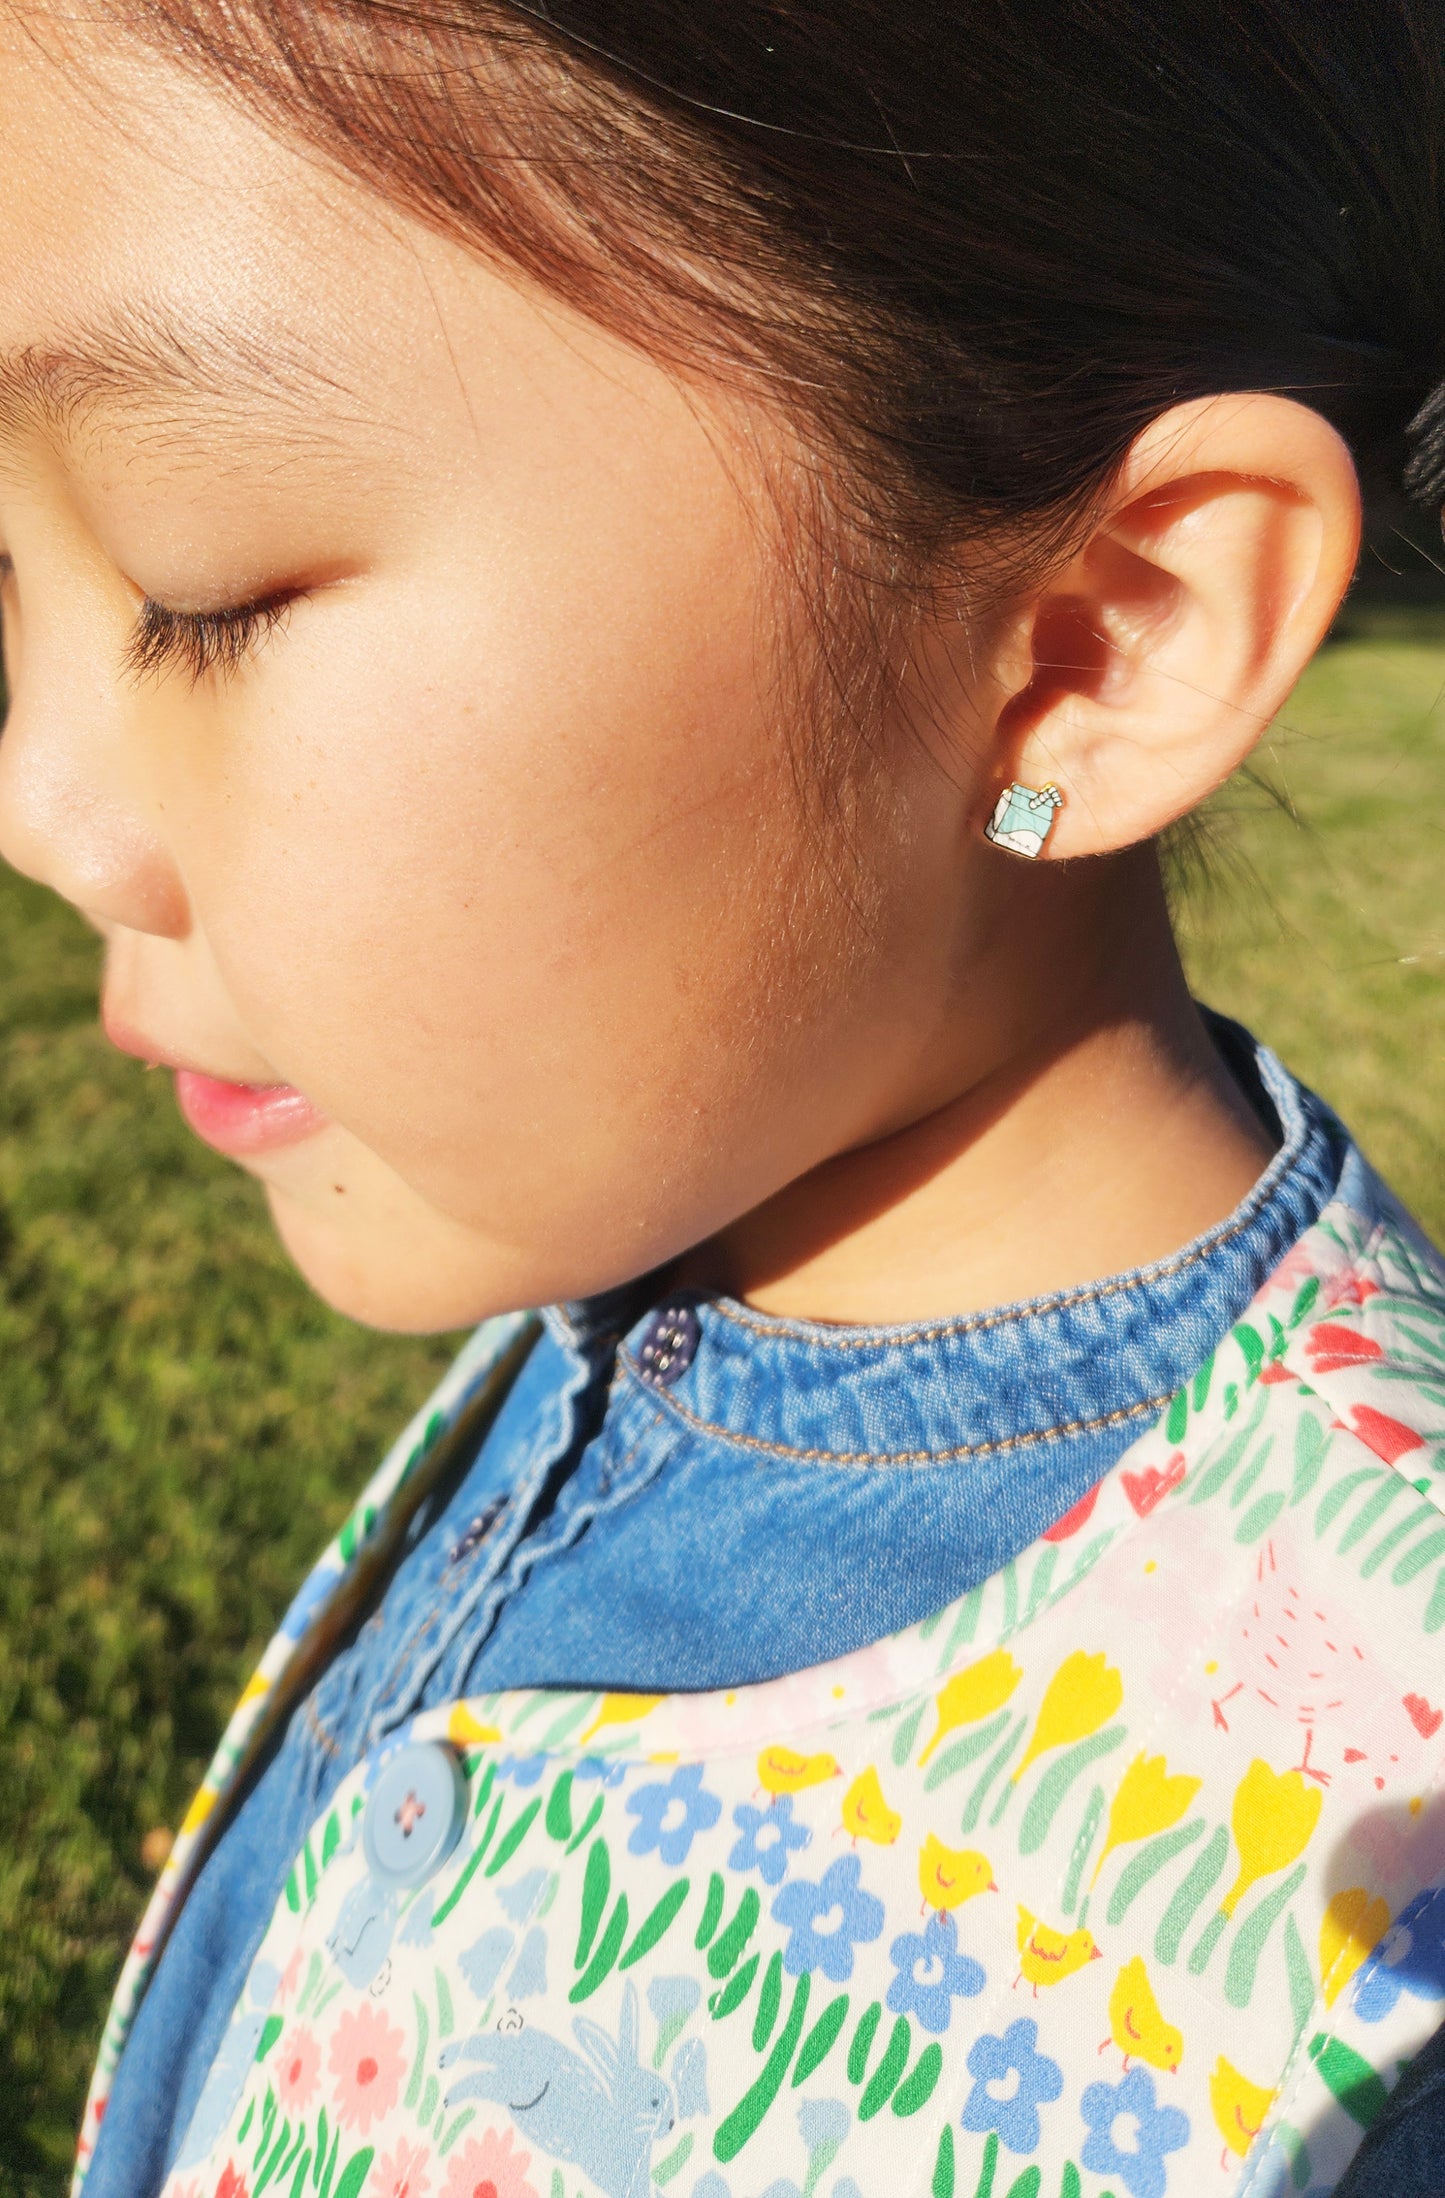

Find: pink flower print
<box><xmin>1321</xmin><ymin>1269</ymin><xmax>1381</xmax><ymax>1312</ymax></box>
<box><xmin>278</xmin><ymin>1947</ymin><xmax>305</xmax><ymax>2001</ymax></box>
<box><xmin>1041</xmin><ymin>1480</ymin><xmax>1102</xmax><ymax>1542</ymax></box>
<box><xmin>1121</xmin><ymin>1452</ymin><xmax>1186</xmax><ymax>1517</ymax></box>
<box><xmin>1341</xmin><ymin>1404</ymin><xmax>1424</xmax><ymax>1465</ymax></box>
<box><xmin>214</xmin><ymin>2166</ymin><xmax>249</xmax><ymax>2198</ymax></box>
<box><xmin>442</xmin><ymin>2127</ymin><xmax>539</xmax><ymax>2198</ymax></box>
<box><xmin>327</xmin><ymin>2003</ymin><xmax>407</xmax><ymax>2134</ymax></box>
<box><xmin>275</xmin><ymin>2025</ymin><xmax>321</xmax><ymax>2115</ymax></box>
<box><xmin>374</xmin><ymin>2140</ymin><xmax>432</xmax><ymax>2198</ymax></box>
<box><xmin>1270</xmin><ymin>1242</ymin><xmax>1319</xmax><ymax>1292</ymax></box>
<box><xmin>1305</xmin><ymin>1322</ymin><xmax>1385</xmax><ymax>1374</ymax></box>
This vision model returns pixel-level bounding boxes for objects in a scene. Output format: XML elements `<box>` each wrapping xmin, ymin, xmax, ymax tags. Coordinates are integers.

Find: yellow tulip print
<box><xmin>918</xmin><ymin>1648</ymin><xmax>1024</xmax><ymax>1765</ymax></box>
<box><xmin>1320</xmin><ymin>1887</ymin><xmax>1391</xmax><ymax>2007</ymax></box>
<box><xmin>578</xmin><ymin>1691</ymin><xmax>665</xmax><ymax>1745</ymax></box>
<box><xmin>1220</xmin><ymin>1759</ymin><xmax>1322</xmax><ymax>1917</ymax></box>
<box><xmin>1011</xmin><ymin>1650</ymin><xmax>1124</xmax><ymax>1785</ymax></box>
<box><xmin>447</xmin><ymin>1703</ymin><xmax>503</xmax><ymax>1747</ymax></box>
<box><xmin>1090</xmin><ymin>1752</ymin><xmax>1202</xmax><ymax>1888</ymax></box>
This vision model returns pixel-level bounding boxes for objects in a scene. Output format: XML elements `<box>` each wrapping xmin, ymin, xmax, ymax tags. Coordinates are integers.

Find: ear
<box><xmin>982</xmin><ymin>393</ymin><xmax>1361</xmax><ymax>856</ymax></box>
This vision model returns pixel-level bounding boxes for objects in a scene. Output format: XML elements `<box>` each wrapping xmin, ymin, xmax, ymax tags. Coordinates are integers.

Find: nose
<box><xmin>0</xmin><ymin>567</ymin><xmax>190</xmax><ymax>940</ymax></box>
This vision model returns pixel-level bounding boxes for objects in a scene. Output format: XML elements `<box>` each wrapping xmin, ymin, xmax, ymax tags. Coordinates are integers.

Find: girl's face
<box><xmin>0</xmin><ymin>17</ymin><xmax>986</xmax><ymax>1328</ymax></box>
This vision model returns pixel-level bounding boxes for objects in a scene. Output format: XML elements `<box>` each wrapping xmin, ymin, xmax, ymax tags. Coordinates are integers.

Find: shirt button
<box><xmin>362</xmin><ymin>1742</ymin><xmax>468</xmax><ymax>1890</ymax></box>
<box><xmin>636</xmin><ymin>1303</ymin><xmax>701</xmax><ymax>1387</ymax></box>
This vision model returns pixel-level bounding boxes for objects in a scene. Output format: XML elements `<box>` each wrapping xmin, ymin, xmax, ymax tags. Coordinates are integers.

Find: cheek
<box><xmin>173</xmin><ymin>558</ymin><xmax>845</xmax><ymax>1265</ymax></box>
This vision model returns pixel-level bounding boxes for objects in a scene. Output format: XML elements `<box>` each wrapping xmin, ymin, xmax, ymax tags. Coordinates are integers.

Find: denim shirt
<box><xmin>88</xmin><ymin>1023</ymin><xmax>1348</xmax><ymax>2193</ymax></box>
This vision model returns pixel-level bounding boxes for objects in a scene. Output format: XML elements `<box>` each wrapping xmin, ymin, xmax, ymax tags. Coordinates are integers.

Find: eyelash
<box><xmin>0</xmin><ymin>556</ymin><xmax>298</xmax><ymax>686</ymax></box>
<box><xmin>123</xmin><ymin>591</ymin><xmax>300</xmax><ymax>685</ymax></box>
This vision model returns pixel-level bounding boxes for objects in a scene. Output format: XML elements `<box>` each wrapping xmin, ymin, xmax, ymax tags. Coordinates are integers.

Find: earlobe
<box><xmin>986</xmin><ymin>393</ymin><xmax>1362</xmax><ymax>859</ymax></box>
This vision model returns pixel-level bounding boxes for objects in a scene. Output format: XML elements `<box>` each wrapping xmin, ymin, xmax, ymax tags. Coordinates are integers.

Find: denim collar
<box><xmin>551</xmin><ymin>1023</ymin><xmax>1345</xmax><ymax>1469</ymax></box>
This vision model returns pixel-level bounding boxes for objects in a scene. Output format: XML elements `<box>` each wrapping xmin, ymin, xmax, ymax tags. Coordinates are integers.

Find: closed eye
<box><xmin>122</xmin><ymin>588</ymin><xmax>303</xmax><ymax>686</ymax></box>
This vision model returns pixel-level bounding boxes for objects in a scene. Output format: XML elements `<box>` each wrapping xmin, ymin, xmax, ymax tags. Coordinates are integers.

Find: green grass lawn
<box><xmin>0</xmin><ymin>611</ymin><xmax>1441</xmax><ymax>2190</ymax></box>
<box><xmin>1178</xmin><ymin>605</ymin><xmax>1445</xmax><ymax>1247</ymax></box>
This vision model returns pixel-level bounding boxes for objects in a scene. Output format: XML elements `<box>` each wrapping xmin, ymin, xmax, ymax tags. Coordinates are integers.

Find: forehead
<box><xmin>0</xmin><ymin>11</ymin><xmax>442</xmax><ymax>442</ymax></box>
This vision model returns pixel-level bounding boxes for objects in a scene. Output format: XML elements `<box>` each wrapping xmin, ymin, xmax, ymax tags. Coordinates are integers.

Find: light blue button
<box><xmin>362</xmin><ymin>1742</ymin><xmax>467</xmax><ymax>1889</ymax></box>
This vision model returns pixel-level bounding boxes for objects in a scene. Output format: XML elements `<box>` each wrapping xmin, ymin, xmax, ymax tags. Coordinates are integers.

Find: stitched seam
<box><xmin>303</xmin><ymin>1693</ymin><xmax>342</xmax><ymax>1763</ymax></box>
<box><xmin>370</xmin><ymin>1601</ymin><xmax>444</xmax><ymax>1719</ymax></box>
<box><xmin>619</xmin><ymin>1356</ymin><xmax>1168</xmax><ymax>1464</ymax></box>
<box><xmin>711</xmin><ymin>1199</ymin><xmax>1296</xmax><ymax>1350</ymax></box>
<box><xmin>706</xmin><ymin>1071</ymin><xmax>1325</xmax><ymax>1352</ymax></box>
<box><xmin>1259</xmin><ymin>1813</ymin><xmax>1445</xmax><ymax>2189</ymax></box>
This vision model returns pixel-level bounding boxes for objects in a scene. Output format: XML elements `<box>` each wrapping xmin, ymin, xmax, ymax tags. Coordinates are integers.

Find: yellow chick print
<box><xmin>919</xmin><ymin>1833</ymin><xmax>996</xmax><ymax>1912</ymax></box>
<box><xmin>1210</xmin><ymin>2055</ymin><xmax>1276</xmax><ymax>2162</ymax></box>
<box><xmin>841</xmin><ymin>1766</ymin><xmax>902</xmax><ymax>1845</ymax></box>
<box><xmin>1104</xmin><ymin>1956</ymin><xmax>1182</xmax><ymax>2074</ymax></box>
<box><xmin>1015</xmin><ymin>1905</ymin><xmax>1103</xmax><ymax>1993</ymax></box>
<box><xmin>757</xmin><ymin>1745</ymin><xmax>842</xmax><ymax>1798</ymax></box>
<box><xmin>918</xmin><ymin>1649</ymin><xmax>1024</xmax><ymax>1766</ymax></box>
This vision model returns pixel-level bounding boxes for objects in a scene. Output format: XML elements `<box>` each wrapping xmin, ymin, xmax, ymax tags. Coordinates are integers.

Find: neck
<box><xmin>694</xmin><ymin>848</ymin><xmax>1277</xmax><ymax>1326</ymax></box>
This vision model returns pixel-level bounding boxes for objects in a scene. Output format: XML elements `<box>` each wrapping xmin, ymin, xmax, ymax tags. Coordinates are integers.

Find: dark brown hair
<box><xmin>117</xmin><ymin>0</ymin><xmax>1445</xmax><ymax>596</ymax></box>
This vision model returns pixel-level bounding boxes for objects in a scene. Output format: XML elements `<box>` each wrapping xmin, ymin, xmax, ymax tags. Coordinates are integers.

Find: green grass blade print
<box><xmin>891</xmin><ymin>2040</ymin><xmax>944</xmax><ymax>2117</ymax></box>
<box><xmin>709</xmin><ymin>1950</ymin><xmax>758</xmax><ymax>2020</ymax></box>
<box><xmin>1018</xmin><ymin>1728</ymin><xmax>1126</xmax><ymax>1855</ymax></box>
<box><xmin>714</xmin><ymin>1971</ymin><xmax>811</xmax><ymax>2161</ymax></box>
<box><xmin>922</xmin><ymin>1711</ymin><xmax>1010</xmax><ymax>1796</ymax></box>
<box><xmin>792</xmin><ymin>1992</ymin><xmax>849</xmax><ymax>2086</ymax></box>
<box><xmin>753</xmin><ymin>1950</ymin><xmax>783</xmax><ymax>2049</ymax></box>
<box><xmin>570</xmin><ymin>1891</ymin><xmax>630</xmax><ymax>2002</ymax></box>
<box><xmin>1224</xmin><ymin>1864</ymin><xmax>1308</xmax><ymax>2006</ymax></box>
<box><xmin>619</xmin><ymin>1879</ymin><xmax>689</xmax><ymax>1970</ymax></box>
<box><xmin>695</xmin><ymin>1872</ymin><xmax>725</xmax><ymax>1949</ymax></box>
<box><xmin>1155</xmin><ymin>1825</ymin><xmax>1229</xmax><ymax>1963</ymax></box>
<box><xmin>859</xmin><ymin>2016</ymin><xmax>911</xmax><ymax>2119</ymax></box>
<box><xmin>1308</xmin><ymin>2034</ymin><xmax>1390</xmax><ymax>2128</ymax></box>
<box><xmin>707</xmin><ymin>1888</ymin><xmax>761</xmax><ymax>1977</ymax></box>
<box><xmin>575</xmin><ymin>1837</ymin><xmax>611</xmax><ymax>1969</ymax></box>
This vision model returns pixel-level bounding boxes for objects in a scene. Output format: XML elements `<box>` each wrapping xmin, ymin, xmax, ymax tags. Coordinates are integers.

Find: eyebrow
<box><xmin>0</xmin><ymin>299</ymin><xmax>354</xmax><ymax>441</ymax></box>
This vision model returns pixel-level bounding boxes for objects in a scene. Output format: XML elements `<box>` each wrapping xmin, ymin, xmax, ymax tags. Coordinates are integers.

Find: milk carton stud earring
<box><xmin>983</xmin><ymin>780</ymin><xmax>1064</xmax><ymax>859</ymax></box>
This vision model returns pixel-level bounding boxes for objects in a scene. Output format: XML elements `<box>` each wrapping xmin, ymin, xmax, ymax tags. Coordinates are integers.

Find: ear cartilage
<box><xmin>983</xmin><ymin>780</ymin><xmax>1063</xmax><ymax>860</ymax></box>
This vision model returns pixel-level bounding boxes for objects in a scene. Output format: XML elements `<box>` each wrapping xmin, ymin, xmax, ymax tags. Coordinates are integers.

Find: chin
<box><xmin>263</xmin><ymin>1182</ymin><xmax>523</xmax><ymax>1335</ymax></box>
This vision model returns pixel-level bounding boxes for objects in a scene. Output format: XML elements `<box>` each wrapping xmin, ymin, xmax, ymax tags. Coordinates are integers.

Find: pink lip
<box><xmin>173</xmin><ymin>1069</ymin><xmax>328</xmax><ymax>1157</ymax></box>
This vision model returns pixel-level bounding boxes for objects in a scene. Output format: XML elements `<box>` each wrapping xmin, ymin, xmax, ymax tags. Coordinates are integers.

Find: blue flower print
<box><xmin>796</xmin><ymin>2098</ymin><xmax>850</xmax><ymax>2151</ymax></box>
<box><xmin>497</xmin><ymin>1750</ymin><xmax>548</xmax><ymax>1787</ymax></box>
<box><xmin>1354</xmin><ymin>1887</ymin><xmax>1445</xmax><ymax>2022</ymax></box>
<box><xmin>626</xmin><ymin>1762</ymin><xmax>722</xmax><ymax>1866</ymax></box>
<box><xmin>772</xmin><ymin>1854</ymin><xmax>885</xmax><ymax>1982</ymax></box>
<box><xmin>1080</xmin><ymin>2066</ymin><xmax>1190</xmax><ymax>2198</ymax></box>
<box><xmin>887</xmin><ymin>1909</ymin><xmax>985</xmax><ymax>2034</ymax></box>
<box><xmin>574</xmin><ymin>1753</ymin><xmax>628</xmax><ymax>1786</ymax></box>
<box><xmin>729</xmin><ymin>1796</ymin><xmax>812</xmax><ymax>1886</ymax></box>
<box><xmin>961</xmin><ymin>2017</ymin><xmax>1063</xmax><ymax>2154</ymax></box>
